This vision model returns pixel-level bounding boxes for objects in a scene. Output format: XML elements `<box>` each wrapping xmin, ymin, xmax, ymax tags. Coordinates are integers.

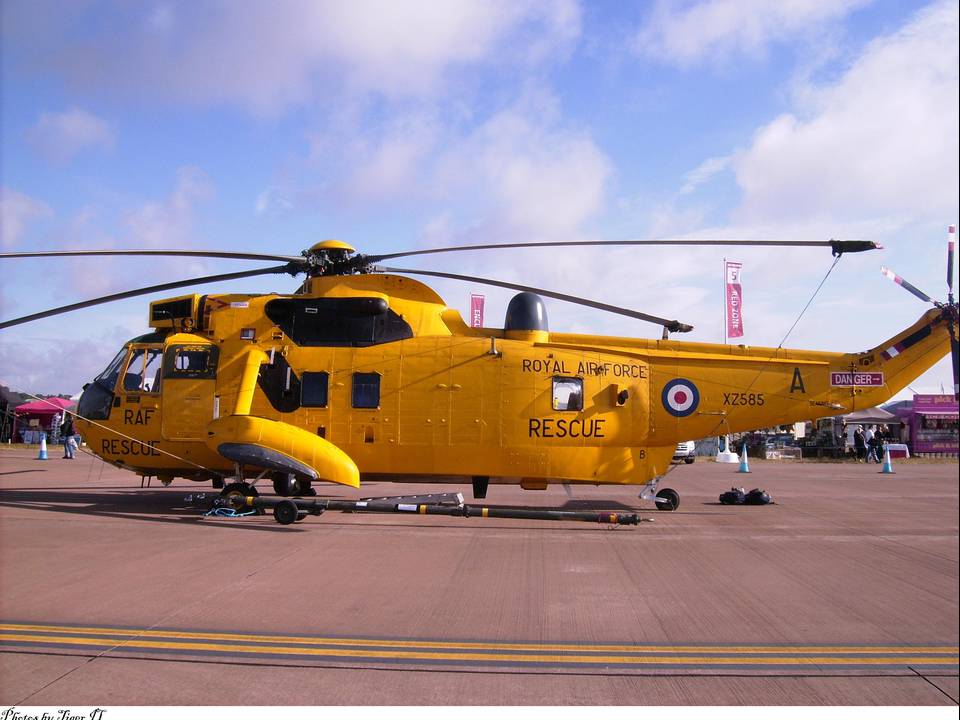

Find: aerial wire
<box><xmin>703</xmin><ymin>254</ymin><xmax>845</xmax><ymax>446</ymax></box>
<box><xmin>776</xmin><ymin>254</ymin><xmax>843</xmax><ymax>349</ymax></box>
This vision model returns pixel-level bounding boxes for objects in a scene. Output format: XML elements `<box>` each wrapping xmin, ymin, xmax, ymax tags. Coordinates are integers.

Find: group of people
<box><xmin>851</xmin><ymin>424</ymin><xmax>890</xmax><ymax>462</ymax></box>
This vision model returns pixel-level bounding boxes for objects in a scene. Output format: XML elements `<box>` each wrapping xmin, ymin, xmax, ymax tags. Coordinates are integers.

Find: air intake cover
<box><xmin>504</xmin><ymin>292</ymin><xmax>548</xmax><ymax>332</ymax></box>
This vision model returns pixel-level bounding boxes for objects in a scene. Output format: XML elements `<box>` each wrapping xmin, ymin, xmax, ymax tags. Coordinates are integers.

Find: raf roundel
<box><xmin>662</xmin><ymin>378</ymin><xmax>700</xmax><ymax>417</ymax></box>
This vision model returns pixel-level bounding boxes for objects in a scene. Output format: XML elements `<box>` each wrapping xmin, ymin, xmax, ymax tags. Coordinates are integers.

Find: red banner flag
<box><xmin>470</xmin><ymin>294</ymin><xmax>485</xmax><ymax>328</ymax></box>
<box><xmin>725</xmin><ymin>261</ymin><xmax>744</xmax><ymax>339</ymax></box>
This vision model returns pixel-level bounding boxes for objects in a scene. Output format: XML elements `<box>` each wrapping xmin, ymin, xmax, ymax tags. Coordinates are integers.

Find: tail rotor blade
<box><xmin>951</xmin><ymin>330</ymin><xmax>959</xmax><ymax>400</ymax></box>
<box><xmin>948</xmin><ymin>225</ymin><xmax>956</xmax><ymax>301</ymax></box>
<box><xmin>880</xmin><ymin>266</ymin><xmax>934</xmax><ymax>304</ymax></box>
<box><xmin>949</xmin><ymin>315</ymin><xmax>960</xmax><ymax>400</ymax></box>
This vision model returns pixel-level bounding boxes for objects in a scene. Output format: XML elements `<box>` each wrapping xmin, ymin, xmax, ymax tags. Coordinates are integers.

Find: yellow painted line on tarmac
<box><xmin>0</xmin><ymin>632</ymin><xmax>957</xmax><ymax>667</ymax></box>
<box><xmin>1</xmin><ymin>623</ymin><xmax>957</xmax><ymax>657</ymax></box>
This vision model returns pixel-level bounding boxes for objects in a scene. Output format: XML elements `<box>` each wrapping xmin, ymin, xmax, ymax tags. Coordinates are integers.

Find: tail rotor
<box><xmin>947</xmin><ymin>226</ymin><xmax>958</xmax><ymax>399</ymax></box>
<box><xmin>881</xmin><ymin>225</ymin><xmax>959</xmax><ymax>399</ymax></box>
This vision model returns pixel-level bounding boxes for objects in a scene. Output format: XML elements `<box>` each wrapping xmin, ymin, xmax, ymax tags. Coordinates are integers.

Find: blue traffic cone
<box><xmin>737</xmin><ymin>445</ymin><xmax>751</xmax><ymax>473</ymax></box>
<box><xmin>37</xmin><ymin>433</ymin><xmax>48</xmax><ymax>460</ymax></box>
<box><xmin>878</xmin><ymin>448</ymin><xmax>895</xmax><ymax>474</ymax></box>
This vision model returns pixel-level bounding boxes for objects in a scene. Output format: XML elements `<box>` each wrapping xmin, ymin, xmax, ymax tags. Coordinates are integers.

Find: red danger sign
<box><xmin>830</xmin><ymin>372</ymin><xmax>884</xmax><ymax>387</ymax></box>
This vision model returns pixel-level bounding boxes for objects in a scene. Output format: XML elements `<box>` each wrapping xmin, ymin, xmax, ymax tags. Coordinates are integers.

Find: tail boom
<box><xmin>844</xmin><ymin>307</ymin><xmax>953</xmax><ymax>409</ymax></box>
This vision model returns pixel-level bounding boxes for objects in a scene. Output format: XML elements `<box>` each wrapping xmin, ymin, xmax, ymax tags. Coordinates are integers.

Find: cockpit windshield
<box><xmin>95</xmin><ymin>348</ymin><xmax>127</xmax><ymax>390</ymax></box>
<box><xmin>78</xmin><ymin>347</ymin><xmax>127</xmax><ymax>421</ymax></box>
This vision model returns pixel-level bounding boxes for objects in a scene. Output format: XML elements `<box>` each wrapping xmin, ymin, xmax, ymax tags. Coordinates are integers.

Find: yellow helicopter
<box><xmin>1</xmin><ymin>233</ymin><xmax>957</xmax><ymax>512</ymax></box>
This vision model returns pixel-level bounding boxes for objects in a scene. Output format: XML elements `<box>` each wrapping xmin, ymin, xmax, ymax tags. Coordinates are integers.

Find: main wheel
<box><xmin>272</xmin><ymin>472</ymin><xmax>296</xmax><ymax>496</ymax></box>
<box><xmin>272</xmin><ymin>472</ymin><xmax>317</xmax><ymax>497</ymax></box>
<box><xmin>220</xmin><ymin>482</ymin><xmax>262</xmax><ymax>514</ymax></box>
<box><xmin>655</xmin><ymin>488</ymin><xmax>680</xmax><ymax>511</ymax></box>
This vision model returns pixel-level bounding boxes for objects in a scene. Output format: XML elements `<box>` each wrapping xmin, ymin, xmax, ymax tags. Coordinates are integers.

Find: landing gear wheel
<box><xmin>684</xmin><ymin>457</ymin><xmax>695</xmax><ymax>464</ymax></box>
<box><xmin>272</xmin><ymin>472</ymin><xmax>295</xmax><ymax>497</ymax></box>
<box><xmin>655</xmin><ymin>488</ymin><xmax>680</xmax><ymax>511</ymax></box>
<box><xmin>274</xmin><ymin>499</ymin><xmax>299</xmax><ymax>525</ymax></box>
<box><xmin>221</xmin><ymin>482</ymin><xmax>262</xmax><ymax>514</ymax></box>
<box><xmin>271</xmin><ymin>472</ymin><xmax>316</xmax><ymax>497</ymax></box>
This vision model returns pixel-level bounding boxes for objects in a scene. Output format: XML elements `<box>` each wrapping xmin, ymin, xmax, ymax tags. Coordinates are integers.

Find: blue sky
<box><xmin>1</xmin><ymin>0</ymin><xmax>957</xmax><ymax>398</ymax></box>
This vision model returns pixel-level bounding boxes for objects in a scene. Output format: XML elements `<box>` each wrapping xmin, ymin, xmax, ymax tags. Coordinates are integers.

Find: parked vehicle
<box><xmin>673</xmin><ymin>440</ymin><xmax>696</xmax><ymax>464</ymax></box>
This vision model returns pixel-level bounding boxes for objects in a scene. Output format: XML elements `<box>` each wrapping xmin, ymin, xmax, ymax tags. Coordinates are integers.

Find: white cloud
<box><xmin>734</xmin><ymin>0</ymin><xmax>959</xmax><ymax>224</ymax></box>
<box><xmin>0</xmin><ymin>188</ymin><xmax>52</xmax><ymax>248</ymax></box>
<box><xmin>635</xmin><ymin>0</ymin><xmax>871</xmax><ymax>66</ymax></box>
<box><xmin>0</xmin><ymin>320</ymin><xmax>148</xmax><ymax>395</ymax></box>
<box><xmin>338</xmin><ymin>113</ymin><xmax>442</xmax><ymax>203</ymax></box>
<box><xmin>306</xmin><ymin>90</ymin><xmax>612</xmax><ymax>239</ymax></box>
<box><xmin>679</xmin><ymin>155</ymin><xmax>732</xmax><ymax>196</ymax></box>
<box><xmin>123</xmin><ymin>166</ymin><xmax>214</xmax><ymax>248</ymax></box>
<box><xmin>315</xmin><ymin>0</ymin><xmax>579</xmax><ymax>97</ymax></box>
<box><xmin>16</xmin><ymin>1</ymin><xmax>580</xmax><ymax>113</ymax></box>
<box><xmin>255</xmin><ymin>187</ymin><xmax>294</xmax><ymax>216</ymax></box>
<box><xmin>63</xmin><ymin>167</ymin><xmax>215</xmax><ymax>298</ymax></box>
<box><xmin>431</xmin><ymin>96</ymin><xmax>613</xmax><ymax>239</ymax></box>
<box><xmin>27</xmin><ymin>107</ymin><xmax>114</xmax><ymax>162</ymax></box>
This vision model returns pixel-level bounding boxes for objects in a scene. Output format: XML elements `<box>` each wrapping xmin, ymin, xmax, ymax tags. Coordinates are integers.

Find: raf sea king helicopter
<box><xmin>2</xmin><ymin>231</ymin><xmax>957</xmax><ymax>512</ymax></box>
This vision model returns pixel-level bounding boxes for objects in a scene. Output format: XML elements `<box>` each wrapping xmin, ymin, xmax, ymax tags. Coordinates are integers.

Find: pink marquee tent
<box><xmin>13</xmin><ymin>397</ymin><xmax>76</xmax><ymax>437</ymax></box>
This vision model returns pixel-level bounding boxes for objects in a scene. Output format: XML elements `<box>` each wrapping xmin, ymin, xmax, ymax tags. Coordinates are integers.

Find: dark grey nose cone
<box><xmin>505</xmin><ymin>292</ymin><xmax>548</xmax><ymax>332</ymax></box>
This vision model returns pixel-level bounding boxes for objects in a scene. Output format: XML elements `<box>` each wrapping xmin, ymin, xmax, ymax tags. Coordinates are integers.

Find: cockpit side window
<box><xmin>163</xmin><ymin>345</ymin><xmax>219</xmax><ymax>379</ymax></box>
<box><xmin>122</xmin><ymin>347</ymin><xmax>164</xmax><ymax>393</ymax></box>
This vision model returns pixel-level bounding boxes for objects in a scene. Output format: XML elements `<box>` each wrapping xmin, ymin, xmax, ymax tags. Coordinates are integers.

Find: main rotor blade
<box><xmin>369</xmin><ymin>239</ymin><xmax>881</xmax><ymax>262</ymax></box>
<box><xmin>378</xmin><ymin>266</ymin><xmax>693</xmax><ymax>332</ymax></box>
<box><xmin>880</xmin><ymin>266</ymin><xmax>934</xmax><ymax>304</ymax></box>
<box><xmin>0</xmin><ymin>249</ymin><xmax>308</xmax><ymax>263</ymax></box>
<box><xmin>0</xmin><ymin>264</ymin><xmax>296</xmax><ymax>330</ymax></box>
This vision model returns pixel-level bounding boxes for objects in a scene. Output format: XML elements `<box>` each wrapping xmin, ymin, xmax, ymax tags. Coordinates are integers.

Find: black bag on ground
<box><xmin>719</xmin><ymin>487</ymin><xmax>746</xmax><ymax>504</ymax></box>
<box><xmin>744</xmin><ymin>488</ymin><xmax>772</xmax><ymax>505</ymax></box>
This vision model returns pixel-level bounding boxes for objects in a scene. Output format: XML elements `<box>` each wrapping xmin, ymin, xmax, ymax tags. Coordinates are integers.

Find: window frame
<box><xmin>122</xmin><ymin>346</ymin><xmax>164</xmax><ymax>394</ymax></box>
<box><xmin>351</xmin><ymin>372</ymin><xmax>381</xmax><ymax>409</ymax></box>
<box><xmin>162</xmin><ymin>344</ymin><xmax>220</xmax><ymax>380</ymax></box>
<box><xmin>552</xmin><ymin>376</ymin><xmax>584</xmax><ymax>412</ymax></box>
<box><xmin>301</xmin><ymin>371</ymin><xmax>330</xmax><ymax>408</ymax></box>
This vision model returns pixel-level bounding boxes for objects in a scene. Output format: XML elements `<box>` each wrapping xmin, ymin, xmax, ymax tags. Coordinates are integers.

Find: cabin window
<box><xmin>352</xmin><ymin>372</ymin><xmax>381</xmax><ymax>409</ymax></box>
<box><xmin>123</xmin><ymin>347</ymin><xmax>163</xmax><ymax>393</ymax></box>
<box><xmin>301</xmin><ymin>372</ymin><xmax>329</xmax><ymax>408</ymax></box>
<box><xmin>163</xmin><ymin>345</ymin><xmax>219</xmax><ymax>379</ymax></box>
<box><xmin>552</xmin><ymin>377</ymin><xmax>583</xmax><ymax>412</ymax></box>
<box><xmin>264</xmin><ymin>297</ymin><xmax>413</xmax><ymax>347</ymax></box>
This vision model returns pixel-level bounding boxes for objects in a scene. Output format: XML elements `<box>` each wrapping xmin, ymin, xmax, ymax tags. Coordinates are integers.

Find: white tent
<box><xmin>841</xmin><ymin>407</ymin><xmax>899</xmax><ymax>424</ymax></box>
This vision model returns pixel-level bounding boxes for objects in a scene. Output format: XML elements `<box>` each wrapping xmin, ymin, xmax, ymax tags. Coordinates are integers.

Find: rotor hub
<box><xmin>301</xmin><ymin>239</ymin><xmax>369</xmax><ymax>276</ymax></box>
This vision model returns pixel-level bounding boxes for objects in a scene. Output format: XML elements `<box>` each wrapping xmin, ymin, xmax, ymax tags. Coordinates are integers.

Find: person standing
<box><xmin>864</xmin><ymin>425</ymin><xmax>876</xmax><ymax>462</ymax></box>
<box><xmin>853</xmin><ymin>426</ymin><xmax>866</xmax><ymax>461</ymax></box>
<box><xmin>873</xmin><ymin>424</ymin><xmax>886</xmax><ymax>462</ymax></box>
<box><xmin>61</xmin><ymin>414</ymin><xmax>76</xmax><ymax>459</ymax></box>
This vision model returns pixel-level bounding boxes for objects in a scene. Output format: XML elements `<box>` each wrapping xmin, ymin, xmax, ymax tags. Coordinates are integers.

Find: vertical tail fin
<box><xmin>849</xmin><ymin>307</ymin><xmax>953</xmax><ymax>407</ymax></box>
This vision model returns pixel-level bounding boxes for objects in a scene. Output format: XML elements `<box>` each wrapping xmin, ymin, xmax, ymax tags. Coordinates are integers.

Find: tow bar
<box><xmin>189</xmin><ymin>493</ymin><xmax>642</xmax><ymax>526</ymax></box>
